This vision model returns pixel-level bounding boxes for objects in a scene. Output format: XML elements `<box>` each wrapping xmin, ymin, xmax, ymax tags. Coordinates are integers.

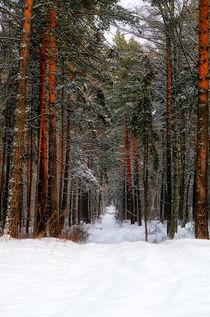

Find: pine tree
<box><xmin>7</xmin><ymin>0</ymin><xmax>34</xmax><ymax>238</ymax></box>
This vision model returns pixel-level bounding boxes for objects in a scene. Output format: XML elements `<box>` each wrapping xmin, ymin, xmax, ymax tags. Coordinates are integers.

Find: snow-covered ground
<box><xmin>0</xmin><ymin>206</ymin><xmax>210</xmax><ymax>317</ymax></box>
<box><xmin>88</xmin><ymin>205</ymin><xmax>194</xmax><ymax>244</ymax></box>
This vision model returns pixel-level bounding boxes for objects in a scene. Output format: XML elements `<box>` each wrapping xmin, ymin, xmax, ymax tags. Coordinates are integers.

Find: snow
<box><xmin>0</xmin><ymin>206</ymin><xmax>210</xmax><ymax>317</ymax></box>
<box><xmin>88</xmin><ymin>205</ymin><xmax>194</xmax><ymax>244</ymax></box>
<box><xmin>120</xmin><ymin>0</ymin><xmax>143</xmax><ymax>9</ymax></box>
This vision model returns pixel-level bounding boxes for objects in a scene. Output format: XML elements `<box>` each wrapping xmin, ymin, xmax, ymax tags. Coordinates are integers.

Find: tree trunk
<box><xmin>179</xmin><ymin>110</ymin><xmax>186</xmax><ymax>224</ymax></box>
<box><xmin>160</xmin><ymin>134</ymin><xmax>166</xmax><ymax>223</ymax></box>
<box><xmin>7</xmin><ymin>0</ymin><xmax>33</xmax><ymax>238</ymax></box>
<box><xmin>195</xmin><ymin>0</ymin><xmax>209</xmax><ymax>239</ymax></box>
<box><xmin>133</xmin><ymin>137</ymin><xmax>141</xmax><ymax>226</ymax></box>
<box><xmin>143</xmin><ymin>134</ymin><xmax>149</xmax><ymax>242</ymax></box>
<box><xmin>193</xmin><ymin>113</ymin><xmax>198</xmax><ymax>221</ymax></box>
<box><xmin>26</xmin><ymin>108</ymin><xmax>33</xmax><ymax>235</ymax></box>
<box><xmin>34</xmin><ymin>34</ymin><xmax>48</xmax><ymax>237</ymax></box>
<box><xmin>169</xmin><ymin>97</ymin><xmax>181</xmax><ymax>239</ymax></box>
<box><xmin>165</xmin><ymin>33</ymin><xmax>172</xmax><ymax>236</ymax></box>
<box><xmin>124</xmin><ymin>115</ymin><xmax>133</xmax><ymax>224</ymax></box>
<box><xmin>0</xmin><ymin>105</ymin><xmax>8</xmax><ymax>224</ymax></box>
<box><xmin>59</xmin><ymin>59</ymin><xmax>65</xmax><ymax>210</ymax></box>
<box><xmin>184</xmin><ymin>175</ymin><xmax>191</xmax><ymax>226</ymax></box>
<box><xmin>48</xmin><ymin>0</ymin><xmax>58</xmax><ymax>236</ymax></box>
<box><xmin>60</xmin><ymin>63</ymin><xmax>72</xmax><ymax>232</ymax></box>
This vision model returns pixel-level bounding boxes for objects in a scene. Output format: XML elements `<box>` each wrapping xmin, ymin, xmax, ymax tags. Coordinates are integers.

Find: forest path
<box><xmin>88</xmin><ymin>205</ymin><xmax>145</xmax><ymax>244</ymax></box>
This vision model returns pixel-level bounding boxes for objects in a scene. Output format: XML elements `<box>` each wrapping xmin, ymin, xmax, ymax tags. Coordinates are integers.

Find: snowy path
<box><xmin>88</xmin><ymin>205</ymin><xmax>146</xmax><ymax>243</ymax></box>
<box><xmin>0</xmin><ymin>206</ymin><xmax>210</xmax><ymax>317</ymax></box>
<box><xmin>88</xmin><ymin>205</ymin><xmax>193</xmax><ymax>244</ymax></box>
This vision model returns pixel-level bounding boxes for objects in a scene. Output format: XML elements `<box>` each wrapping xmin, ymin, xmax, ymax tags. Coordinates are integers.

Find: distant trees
<box><xmin>107</xmin><ymin>32</ymin><xmax>159</xmax><ymax>241</ymax></box>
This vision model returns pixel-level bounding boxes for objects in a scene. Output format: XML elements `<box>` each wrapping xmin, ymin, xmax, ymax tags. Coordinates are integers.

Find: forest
<box><xmin>0</xmin><ymin>0</ymin><xmax>209</xmax><ymax>240</ymax></box>
<box><xmin>0</xmin><ymin>1</ymin><xmax>210</xmax><ymax>316</ymax></box>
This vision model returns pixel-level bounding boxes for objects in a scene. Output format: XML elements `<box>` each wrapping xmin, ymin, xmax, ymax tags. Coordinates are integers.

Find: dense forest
<box><xmin>0</xmin><ymin>0</ymin><xmax>209</xmax><ymax>240</ymax></box>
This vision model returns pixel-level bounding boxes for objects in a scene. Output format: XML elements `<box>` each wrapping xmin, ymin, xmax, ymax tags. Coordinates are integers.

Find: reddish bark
<box><xmin>195</xmin><ymin>0</ymin><xmax>209</xmax><ymax>239</ymax></box>
<box><xmin>48</xmin><ymin>0</ymin><xmax>59</xmax><ymax>236</ymax></box>
<box><xmin>8</xmin><ymin>0</ymin><xmax>34</xmax><ymax>238</ymax></box>
<box><xmin>133</xmin><ymin>137</ymin><xmax>141</xmax><ymax>226</ymax></box>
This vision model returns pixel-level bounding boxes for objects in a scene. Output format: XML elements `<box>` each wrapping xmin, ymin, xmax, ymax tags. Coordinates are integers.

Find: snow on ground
<box><xmin>88</xmin><ymin>205</ymin><xmax>194</xmax><ymax>244</ymax></box>
<box><xmin>0</xmin><ymin>206</ymin><xmax>210</xmax><ymax>317</ymax></box>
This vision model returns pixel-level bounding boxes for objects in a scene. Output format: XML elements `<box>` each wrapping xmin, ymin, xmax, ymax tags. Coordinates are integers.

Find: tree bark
<box><xmin>165</xmin><ymin>33</ymin><xmax>172</xmax><ymax>236</ymax></box>
<box><xmin>26</xmin><ymin>107</ymin><xmax>33</xmax><ymax>235</ymax></box>
<box><xmin>0</xmin><ymin>105</ymin><xmax>8</xmax><ymax>224</ymax></box>
<box><xmin>143</xmin><ymin>134</ymin><xmax>149</xmax><ymax>242</ymax></box>
<box><xmin>124</xmin><ymin>115</ymin><xmax>133</xmax><ymax>224</ymax></box>
<box><xmin>195</xmin><ymin>0</ymin><xmax>209</xmax><ymax>239</ymax></box>
<box><xmin>34</xmin><ymin>34</ymin><xmax>48</xmax><ymax>236</ymax></box>
<box><xmin>60</xmin><ymin>63</ymin><xmax>72</xmax><ymax>232</ymax></box>
<box><xmin>133</xmin><ymin>137</ymin><xmax>141</xmax><ymax>226</ymax></box>
<box><xmin>59</xmin><ymin>59</ymin><xmax>65</xmax><ymax>210</ymax></box>
<box><xmin>7</xmin><ymin>0</ymin><xmax>33</xmax><ymax>238</ymax></box>
<box><xmin>169</xmin><ymin>97</ymin><xmax>181</xmax><ymax>239</ymax></box>
<box><xmin>48</xmin><ymin>0</ymin><xmax>59</xmax><ymax>236</ymax></box>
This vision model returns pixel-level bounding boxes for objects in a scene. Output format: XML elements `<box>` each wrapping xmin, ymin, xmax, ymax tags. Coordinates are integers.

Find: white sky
<box><xmin>105</xmin><ymin>0</ymin><xmax>144</xmax><ymax>43</ymax></box>
<box><xmin>120</xmin><ymin>0</ymin><xmax>143</xmax><ymax>9</ymax></box>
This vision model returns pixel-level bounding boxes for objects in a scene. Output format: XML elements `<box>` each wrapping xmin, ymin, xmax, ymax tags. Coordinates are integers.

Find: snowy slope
<box><xmin>0</xmin><ymin>206</ymin><xmax>210</xmax><ymax>317</ymax></box>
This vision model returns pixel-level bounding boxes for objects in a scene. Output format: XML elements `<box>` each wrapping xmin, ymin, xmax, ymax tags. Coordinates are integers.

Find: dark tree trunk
<box><xmin>48</xmin><ymin>0</ymin><xmax>59</xmax><ymax>236</ymax></box>
<box><xmin>8</xmin><ymin>0</ymin><xmax>34</xmax><ymax>238</ymax></box>
<box><xmin>165</xmin><ymin>34</ymin><xmax>172</xmax><ymax>236</ymax></box>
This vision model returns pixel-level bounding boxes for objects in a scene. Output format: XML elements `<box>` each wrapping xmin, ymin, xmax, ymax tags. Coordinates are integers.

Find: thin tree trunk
<box><xmin>75</xmin><ymin>178</ymin><xmax>79</xmax><ymax>225</ymax></box>
<box><xmin>81</xmin><ymin>190</ymin><xmax>90</xmax><ymax>224</ymax></box>
<box><xmin>59</xmin><ymin>59</ymin><xmax>65</xmax><ymax>210</ymax></box>
<box><xmin>133</xmin><ymin>137</ymin><xmax>141</xmax><ymax>226</ymax></box>
<box><xmin>179</xmin><ymin>110</ymin><xmax>186</xmax><ymax>223</ymax></box>
<box><xmin>60</xmin><ymin>63</ymin><xmax>72</xmax><ymax>232</ymax></box>
<box><xmin>123</xmin><ymin>156</ymin><xmax>127</xmax><ymax>220</ymax></box>
<box><xmin>160</xmin><ymin>133</ymin><xmax>166</xmax><ymax>223</ymax></box>
<box><xmin>160</xmin><ymin>172</ymin><xmax>165</xmax><ymax>223</ymax></box>
<box><xmin>169</xmin><ymin>96</ymin><xmax>181</xmax><ymax>239</ymax></box>
<box><xmin>143</xmin><ymin>134</ymin><xmax>149</xmax><ymax>242</ymax></box>
<box><xmin>165</xmin><ymin>33</ymin><xmax>172</xmax><ymax>236</ymax></box>
<box><xmin>26</xmin><ymin>109</ymin><xmax>33</xmax><ymax>235</ymax></box>
<box><xmin>0</xmin><ymin>105</ymin><xmax>8</xmax><ymax>223</ymax></box>
<box><xmin>7</xmin><ymin>0</ymin><xmax>34</xmax><ymax>238</ymax></box>
<box><xmin>124</xmin><ymin>115</ymin><xmax>133</xmax><ymax>224</ymax></box>
<box><xmin>34</xmin><ymin>34</ymin><xmax>48</xmax><ymax>236</ymax></box>
<box><xmin>3</xmin><ymin>104</ymin><xmax>12</xmax><ymax>230</ymax></box>
<box><xmin>48</xmin><ymin>0</ymin><xmax>58</xmax><ymax>236</ymax></box>
<box><xmin>184</xmin><ymin>175</ymin><xmax>191</xmax><ymax>226</ymax></box>
<box><xmin>193</xmin><ymin>113</ymin><xmax>198</xmax><ymax>221</ymax></box>
<box><xmin>26</xmin><ymin>129</ymin><xmax>31</xmax><ymax>234</ymax></box>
